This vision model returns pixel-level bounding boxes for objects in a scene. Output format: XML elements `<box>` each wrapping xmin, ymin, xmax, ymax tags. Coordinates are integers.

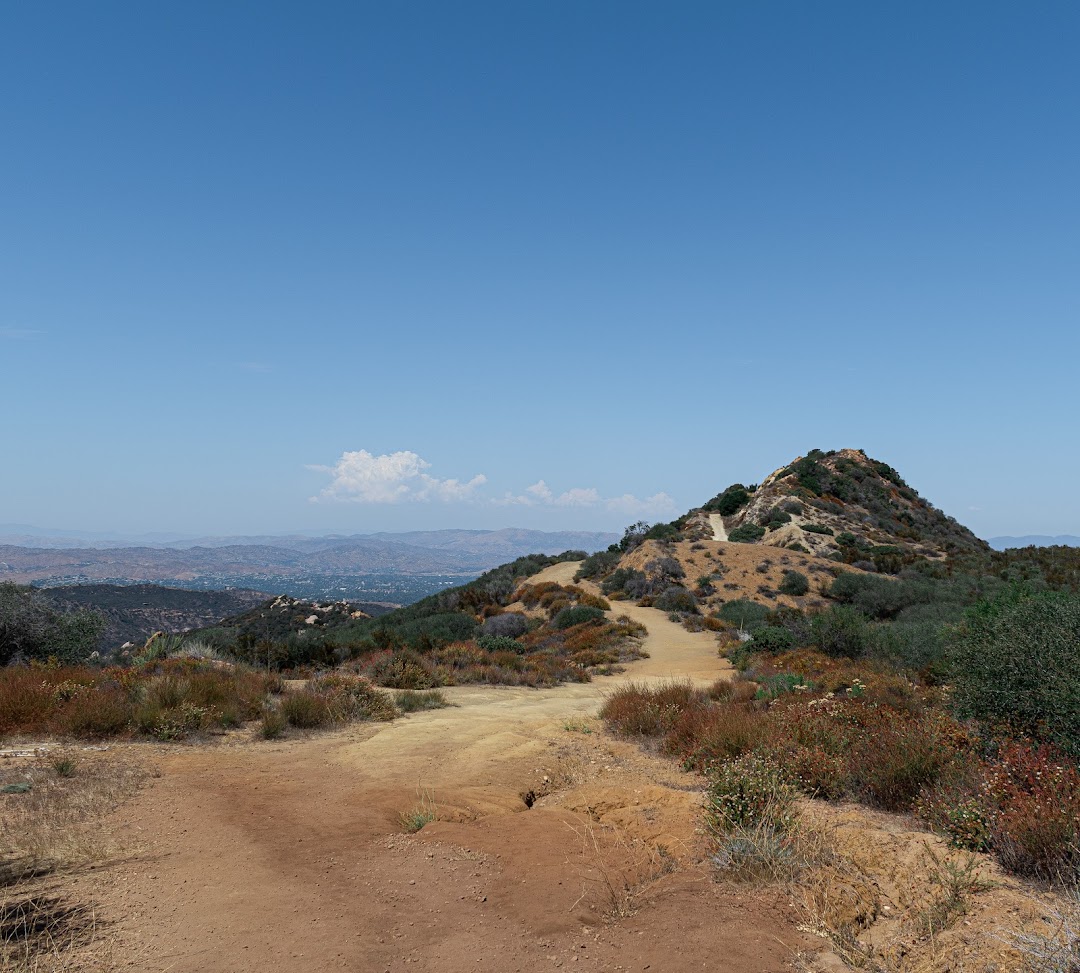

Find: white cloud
<box><xmin>606</xmin><ymin>492</ymin><xmax>677</xmax><ymax>516</ymax></box>
<box><xmin>309</xmin><ymin>449</ymin><xmax>487</xmax><ymax>504</ymax></box>
<box><xmin>525</xmin><ymin>480</ymin><xmax>554</xmax><ymax>503</ymax></box>
<box><xmin>498</xmin><ymin>481</ymin><xmax>675</xmax><ymax>515</ymax></box>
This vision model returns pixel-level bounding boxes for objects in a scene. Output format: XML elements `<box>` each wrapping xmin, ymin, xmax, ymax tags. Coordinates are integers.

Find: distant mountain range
<box><xmin>0</xmin><ymin>528</ymin><xmax>619</xmax><ymax>586</ymax></box>
<box><xmin>988</xmin><ymin>535</ymin><xmax>1080</xmax><ymax>550</ymax></box>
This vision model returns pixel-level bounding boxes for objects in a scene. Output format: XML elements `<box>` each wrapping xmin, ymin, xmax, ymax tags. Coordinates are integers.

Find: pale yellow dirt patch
<box><xmin>619</xmin><ymin>539</ymin><xmax>854</xmax><ymax>614</ymax></box>
<box><xmin>708</xmin><ymin>512</ymin><xmax>729</xmax><ymax>541</ymax></box>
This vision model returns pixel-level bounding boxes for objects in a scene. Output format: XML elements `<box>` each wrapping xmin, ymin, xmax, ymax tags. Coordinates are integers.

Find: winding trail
<box><xmin>87</xmin><ymin>562</ymin><xmax>815</xmax><ymax>973</ymax></box>
<box><xmin>707</xmin><ymin>512</ymin><xmax>729</xmax><ymax>542</ymax></box>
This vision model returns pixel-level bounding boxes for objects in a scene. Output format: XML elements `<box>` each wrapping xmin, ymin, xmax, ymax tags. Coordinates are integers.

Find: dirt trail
<box><xmin>707</xmin><ymin>512</ymin><xmax>728</xmax><ymax>542</ymax></box>
<box><xmin>87</xmin><ymin>562</ymin><xmax>815</xmax><ymax>973</ymax></box>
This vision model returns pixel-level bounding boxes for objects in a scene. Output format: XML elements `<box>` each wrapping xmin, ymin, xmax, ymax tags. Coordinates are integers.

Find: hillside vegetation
<box><xmin>560</xmin><ymin>449</ymin><xmax>1080</xmax><ymax>895</ymax></box>
<box><xmin>619</xmin><ymin>448</ymin><xmax>989</xmax><ymax>571</ymax></box>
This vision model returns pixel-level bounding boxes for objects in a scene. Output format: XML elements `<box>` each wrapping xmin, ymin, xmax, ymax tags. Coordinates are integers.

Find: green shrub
<box><xmin>476</xmin><ymin>634</ymin><xmax>524</xmax><ymax>654</ymax></box>
<box><xmin>801</xmin><ymin>523</ymin><xmax>834</xmax><ymax>535</ymax></box>
<box><xmin>0</xmin><ymin>583</ymin><xmax>104</xmax><ymax>665</ymax></box>
<box><xmin>810</xmin><ymin>605</ymin><xmax>873</xmax><ymax>658</ymax></box>
<box><xmin>951</xmin><ymin>592</ymin><xmax>1080</xmax><ymax>755</ymax></box>
<box><xmin>575</xmin><ymin>548</ymin><xmax>620</xmax><ymax>581</ymax></box>
<box><xmin>749</xmin><ymin>626</ymin><xmax>797</xmax><ymax>653</ymax></box>
<box><xmin>753</xmin><ymin>672</ymin><xmax>811</xmax><ymax>700</ymax></box>
<box><xmin>601</xmin><ymin>567</ymin><xmax>646</xmax><ymax>596</ymax></box>
<box><xmin>778</xmin><ymin>570</ymin><xmax>809</xmax><ymax>596</ymax></box>
<box><xmin>728</xmin><ymin>524</ymin><xmax>766</xmax><ymax>543</ymax></box>
<box><xmin>716</xmin><ymin>599</ymin><xmax>771</xmax><ymax>632</ymax></box>
<box><xmin>706</xmin><ymin>484</ymin><xmax>751</xmax><ymax>516</ymax></box>
<box><xmin>553</xmin><ymin>605</ymin><xmax>605</xmax><ymax>629</ymax></box>
<box><xmin>653</xmin><ymin>586</ymin><xmax>698</xmax><ymax>613</ymax></box>
<box><xmin>760</xmin><ymin>507</ymin><xmax>792</xmax><ymax>529</ymax></box>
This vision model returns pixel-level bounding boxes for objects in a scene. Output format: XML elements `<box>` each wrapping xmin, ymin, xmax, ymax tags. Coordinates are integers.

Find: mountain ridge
<box><xmin>0</xmin><ymin>528</ymin><xmax>618</xmax><ymax>586</ymax></box>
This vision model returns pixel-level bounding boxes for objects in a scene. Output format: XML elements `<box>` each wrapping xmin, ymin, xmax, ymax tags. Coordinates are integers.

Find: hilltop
<box><xmin>681</xmin><ymin>447</ymin><xmax>987</xmax><ymax>569</ymax></box>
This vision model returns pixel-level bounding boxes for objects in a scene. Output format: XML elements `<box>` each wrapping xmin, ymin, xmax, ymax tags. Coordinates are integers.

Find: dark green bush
<box><xmin>951</xmin><ymin>592</ymin><xmax>1080</xmax><ymax>756</ymax></box>
<box><xmin>749</xmin><ymin>626</ymin><xmax>797</xmax><ymax>653</ymax></box>
<box><xmin>553</xmin><ymin>605</ymin><xmax>606</xmax><ymax>629</ymax></box>
<box><xmin>575</xmin><ymin>548</ymin><xmax>621</xmax><ymax>580</ymax></box>
<box><xmin>760</xmin><ymin>507</ymin><xmax>792</xmax><ymax>529</ymax></box>
<box><xmin>728</xmin><ymin>524</ymin><xmax>766</xmax><ymax>544</ymax></box>
<box><xmin>653</xmin><ymin>586</ymin><xmax>698</xmax><ymax>613</ymax></box>
<box><xmin>716</xmin><ymin>599</ymin><xmax>771</xmax><ymax>632</ymax></box>
<box><xmin>644</xmin><ymin>521</ymin><xmax>683</xmax><ymax>543</ymax></box>
<box><xmin>802</xmin><ymin>523</ymin><xmax>834</xmax><ymax>536</ymax></box>
<box><xmin>601</xmin><ymin>567</ymin><xmax>646</xmax><ymax>596</ymax></box>
<box><xmin>0</xmin><ymin>583</ymin><xmax>104</xmax><ymax>665</ymax></box>
<box><xmin>810</xmin><ymin>605</ymin><xmax>873</xmax><ymax>658</ymax></box>
<box><xmin>778</xmin><ymin>570</ymin><xmax>810</xmax><ymax>596</ymax></box>
<box><xmin>705</xmin><ymin>484</ymin><xmax>752</xmax><ymax>516</ymax></box>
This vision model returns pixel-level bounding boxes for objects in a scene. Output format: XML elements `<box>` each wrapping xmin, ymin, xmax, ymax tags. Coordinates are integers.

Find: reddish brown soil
<box><xmin>77</xmin><ymin>562</ymin><xmax>817</xmax><ymax>972</ymax></box>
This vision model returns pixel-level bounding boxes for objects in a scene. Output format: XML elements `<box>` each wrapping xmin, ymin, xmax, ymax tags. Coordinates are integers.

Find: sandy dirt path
<box><xmin>88</xmin><ymin>563</ymin><xmax>815</xmax><ymax>973</ymax></box>
<box><xmin>707</xmin><ymin>513</ymin><xmax>728</xmax><ymax>542</ymax></box>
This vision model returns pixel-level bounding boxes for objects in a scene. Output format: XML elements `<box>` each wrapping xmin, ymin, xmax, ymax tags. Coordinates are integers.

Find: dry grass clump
<box><xmin>399</xmin><ymin>789</ymin><xmax>437</xmax><ymax>833</ymax></box>
<box><xmin>1007</xmin><ymin>886</ymin><xmax>1080</xmax><ymax>973</ymax></box>
<box><xmin>278</xmin><ymin>673</ymin><xmax>397</xmax><ymax>730</ymax></box>
<box><xmin>393</xmin><ymin>689</ymin><xmax>451</xmax><ymax>713</ymax></box>
<box><xmin>0</xmin><ymin>750</ymin><xmax>150</xmax><ymax>971</ymax></box>
<box><xmin>0</xmin><ymin>661</ymin><xmax>401</xmax><ymax>745</ymax></box>
<box><xmin>0</xmin><ymin>752</ymin><xmax>148</xmax><ymax>888</ymax></box>
<box><xmin>0</xmin><ymin>890</ymin><xmax>99</xmax><ymax>970</ymax></box>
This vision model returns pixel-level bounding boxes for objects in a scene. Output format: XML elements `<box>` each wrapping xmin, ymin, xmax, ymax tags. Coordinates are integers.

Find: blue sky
<box><xmin>3</xmin><ymin>2</ymin><xmax>1078</xmax><ymax>539</ymax></box>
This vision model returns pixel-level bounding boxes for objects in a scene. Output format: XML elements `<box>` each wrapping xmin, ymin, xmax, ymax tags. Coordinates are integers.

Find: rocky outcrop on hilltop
<box><xmin>700</xmin><ymin>448</ymin><xmax>988</xmax><ymax>570</ymax></box>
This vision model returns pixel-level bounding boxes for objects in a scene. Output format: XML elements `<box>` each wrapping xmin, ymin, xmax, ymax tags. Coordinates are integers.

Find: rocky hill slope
<box><xmin>39</xmin><ymin>584</ymin><xmax>272</xmax><ymax>651</ymax></box>
<box><xmin>684</xmin><ymin>448</ymin><xmax>987</xmax><ymax>570</ymax></box>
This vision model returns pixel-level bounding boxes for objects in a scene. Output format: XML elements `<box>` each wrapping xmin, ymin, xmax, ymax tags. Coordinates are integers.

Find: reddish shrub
<box><xmin>982</xmin><ymin>741</ymin><xmax>1080</xmax><ymax>881</ymax></box>
<box><xmin>0</xmin><ymin>668</ymin><xmax>58</xmax><ymax>734</ymax></box>
<box><xmin>51</xmin><ymin>687</ymin><xmax>133</xmax><ymax>738</ymax></box>
<box><xmin>664</xmin><ymin>703</ymin><xmax>766</xmax><ymax>772</ymax></box>
<box><xmin>852</xmin><ymin>708</ymin><xmax>966</xmax><ymax>811</ymax></box>
<box><xmin>600</xmin><ymin>681</ymin><xmax>703</xmax><ymax>737</ymax></box>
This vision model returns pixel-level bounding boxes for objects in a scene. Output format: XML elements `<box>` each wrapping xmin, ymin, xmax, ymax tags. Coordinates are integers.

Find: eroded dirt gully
<box><xmin>91</xmin><ymin>562</ymin><xmax>818</xmax><ymax>972</ymax></box>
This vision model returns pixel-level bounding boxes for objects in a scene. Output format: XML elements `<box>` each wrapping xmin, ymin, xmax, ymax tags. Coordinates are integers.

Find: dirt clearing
<box><xmin>16</xmin><ymin>560</ymin><xmax>822</xmax><ymax>972</ymax></box>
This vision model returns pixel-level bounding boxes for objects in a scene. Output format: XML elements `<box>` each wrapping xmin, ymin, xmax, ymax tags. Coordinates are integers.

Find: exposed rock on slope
<box><xmin>702</xmin><ymin>448</ymin><xmax>988</xmax><ymax>566</ymax></box>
